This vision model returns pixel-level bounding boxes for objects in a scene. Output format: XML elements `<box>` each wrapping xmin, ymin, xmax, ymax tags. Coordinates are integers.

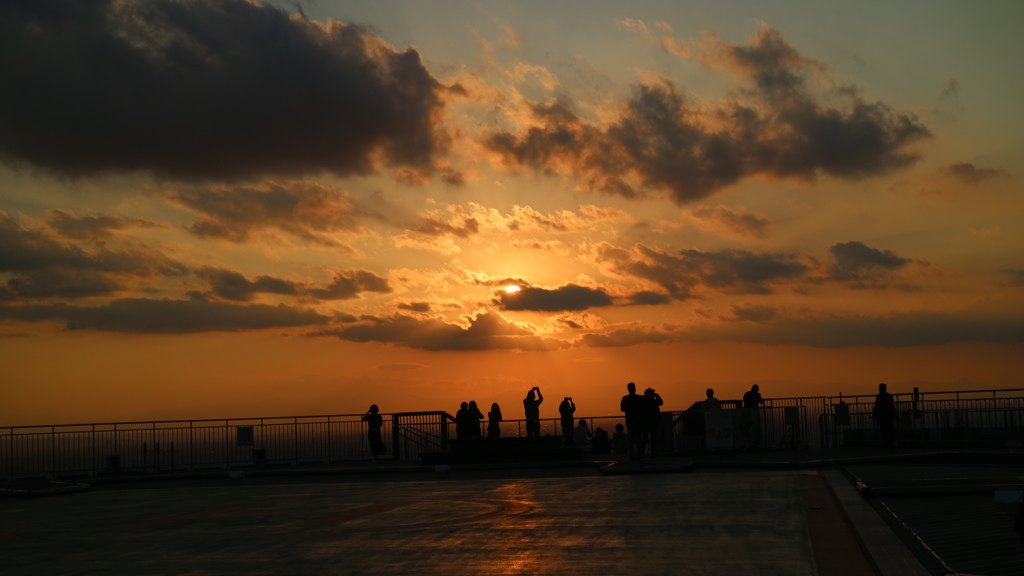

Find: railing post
<box><xmin>391</xmin><ymin>414</ymin><xmax>400</xmax><ymax>460</ymax></box>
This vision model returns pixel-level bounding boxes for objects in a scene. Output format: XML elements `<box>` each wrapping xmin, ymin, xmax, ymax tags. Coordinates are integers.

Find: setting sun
<box><xmin>505</xmin><ymin>285</ymin><xmax>521</xmax><ymax>294</ymax></box>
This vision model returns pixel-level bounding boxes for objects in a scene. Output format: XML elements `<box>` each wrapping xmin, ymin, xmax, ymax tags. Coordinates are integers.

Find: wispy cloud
<box><xmin>687</xmin><ymin>205</ymin><xmax>771</xmax><ymax>239</ymax></box>
<box><xmin>943</xmin><ymin>162</ymin><xmax>1003</xmax><ymax>185</ymax></box>
<box><xmin>0</xmin><ymin>212</ymin><xmax>187</xmax><ymax>300</ymax></box>
<box><xmin>168</xmin><ymin>181</ymin><xmax>362</xmax><ymax>246</ymax></box>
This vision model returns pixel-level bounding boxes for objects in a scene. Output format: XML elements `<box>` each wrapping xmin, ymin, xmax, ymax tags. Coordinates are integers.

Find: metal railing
<box><xmin>4</xmin><ymin>388</ymin><xmax>1023</xmax><ymax>480</ymax></box>
<box><xmin>819</xmin><ymin>388</ymin><xmax>1024</xmax><ymax>447</ymax></box>
<box><xmin>1</xmin><ymin>414</ymin><xmax>380</xmax><ymax>481</ymax></box>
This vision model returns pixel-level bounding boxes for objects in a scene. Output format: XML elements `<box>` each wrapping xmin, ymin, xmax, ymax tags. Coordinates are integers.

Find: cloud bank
<box><xmin>485</xmin><ymin>25</ymin><xmax>929</xmax><ymax>203</ymax></box>
<box><xmin>0</xmin><ymin>0</ymin><xmax>453</xmax><ymax>181</ymax></box>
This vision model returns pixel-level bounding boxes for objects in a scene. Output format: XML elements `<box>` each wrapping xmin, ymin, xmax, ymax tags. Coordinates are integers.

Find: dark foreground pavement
<box><xmin>1</xmin><ymin>448</ymin><xmax>1022</xmax><ymax>575</ymax></box>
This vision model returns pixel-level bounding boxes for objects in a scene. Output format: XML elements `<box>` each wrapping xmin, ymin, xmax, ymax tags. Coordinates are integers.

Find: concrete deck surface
<box><xmin>2</xmin><ymin>448</ymin><xmax>1022</xmax><ymax>575</ymax></box>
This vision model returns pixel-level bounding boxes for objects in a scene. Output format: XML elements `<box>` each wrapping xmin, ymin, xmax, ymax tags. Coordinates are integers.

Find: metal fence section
<box><xmin>1</xmin><ymin>414</ymin><xmax>378</xmax><ymax>480</ymax></box>
<box><xmin>4</xmin><ymin>388</ymin><xmax>1024</xmax><ymax>480</ymax></box>
<box><xmin>392</xmin><ymin>412</ymin><xmax>448</xmax><ymax>460</ymax></box>
<box><xmin>820</xmin><ymin>388</ymin><xmax>1024</xmax><ymax>447</ymax></box>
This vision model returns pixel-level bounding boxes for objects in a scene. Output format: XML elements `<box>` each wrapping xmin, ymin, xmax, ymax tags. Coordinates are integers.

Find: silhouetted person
<box><xmin>702</xmin><ymin>388</ymin><xmax>721</xmax><ymax>410</ymax></box>
<box><xmin>872</xmin><ymin>383</ymin><xmax>897</xmax><ymax>448</ymax></box>
<box><xmin>362</xmin><ymin>404</ymin><xmax>386</xmax><ymax>461</ymax></box>
<box><xmin>469</xmin><ymin>400</ymin><xmax>485</xmax><ymax>439</ymax></box>
<box><xmin>559</xmin><ymin>397</ymin><xmax>576</xmax><ymax>446</ymax></box>
<box><xmin>742</xmin><ymin>384</ymin><xmax>764</xmax><ymax>448</ymax></box>
<box><xmin>743</xmin><ymin>385</ymin><xmax>763</xmax><ymax>408</ymax></box>
<box><xmin>592</xmin><ymin>427</ymin><xmax>611</xmax><ymax>454</ymax></box>
<box><xmin>620</xmin><ymin>382</ymin><xmax>646</xmax><ymax>460</ymax></box>
<box><xmin>524</xmin><ymin>387</ymin><xmax>543</xmax><ymax>437</ymax></box>
<box><xmin>573</xmin><ymin>418</ymin><xmax>592</xmax><ymax>447</ymax></box>
<box><xmin>455</xmin><ymin>401</ymin><xmax>471</xmax><ymax>440</ymax></box>
<box><xmin>487</xmin><ymin>403</ymin><xmax>503</xmax><ymax>438</ymax></box>
<box><xmin>643</xmin><ymin>388</ymin><xmax>664</xmax><ymax>458</ymax></box>
<box><xmin>611</xmin><ymin>423</ymin><xmax>628</xmax><ymax>455</ymax></box>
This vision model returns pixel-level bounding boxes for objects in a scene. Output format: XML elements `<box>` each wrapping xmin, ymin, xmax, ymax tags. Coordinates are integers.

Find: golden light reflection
<box><xmin>487</xmin><ymin>480</ymin><xmax>545</xmax><ymax>575</ymax></box>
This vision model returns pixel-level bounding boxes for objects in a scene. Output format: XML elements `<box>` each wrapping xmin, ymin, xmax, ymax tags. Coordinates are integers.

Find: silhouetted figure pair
<box><xmin>621</xmin><ymin>382</ymin><xmax>662</xmax><ymax>460</ymax></box>
<box><xmin>872</xmin><ymin>383</ymin><xmax>897</xmax><ymax>448</ymax></box>
<box><xmin>524</xmin><ymin>387</ymin><xmax>543</xmax><ymax>437</ymax></box>
<box><xmin>559</xmin><ymin>397</ymin><xmax>576</xmax><ymax>446</ymax></box>
<box><xmin>362</xmin><ymin>404</ymin><xmax>386</xmax><ymax>461</ymax></box>
<box><xmin>455</xmin><ymin>400</ymin><xmax>484</xmax><ymax>440</ymax></box>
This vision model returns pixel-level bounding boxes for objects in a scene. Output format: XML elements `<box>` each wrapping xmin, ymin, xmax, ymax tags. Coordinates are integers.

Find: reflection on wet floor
<box><xmin>2</xmin><ymin>473</ymin><xmax>818</xmax><ymax>575</ymax></box>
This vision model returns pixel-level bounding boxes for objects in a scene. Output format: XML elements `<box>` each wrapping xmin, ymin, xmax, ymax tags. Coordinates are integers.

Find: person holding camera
<box><xmin>523</xmin><ymin>387</ymin><xmax>544</xmax><ymax>437</ymax></box>
<box><xmin>559</xmin><ymin>396</ymin><xmax>576</xmax><ymax>445</ymax></box>
<box><xmin>643</xmin><ymin>387</ymin><xmax>664</xmax><ymax>458</ymax></box>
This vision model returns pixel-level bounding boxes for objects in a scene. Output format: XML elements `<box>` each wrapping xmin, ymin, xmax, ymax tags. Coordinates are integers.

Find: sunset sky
<box><xmin>2</xmin><ymin>0</ymin><xmax>1022</xmax><ymax>426</ymax></box>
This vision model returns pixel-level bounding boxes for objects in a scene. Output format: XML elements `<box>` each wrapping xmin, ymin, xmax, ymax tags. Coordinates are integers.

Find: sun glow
<box><xmin>505</xmin><ymin>285</ymin><xmax>521</xmax><ymax>294</ymax></box>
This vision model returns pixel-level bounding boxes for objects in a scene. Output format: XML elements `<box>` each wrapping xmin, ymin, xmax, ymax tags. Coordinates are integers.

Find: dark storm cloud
<box><xmin>485</xmin><ymin>27</ymin><xmax>928</xmax><ymax>204</ymax></box>
<box><xmin>497</xmin><ymin>284</ymin><xmax>613</xmax><ymax>312</ymax></box>
<box><xmin>47</xmin><ymin>210</ymin><xmax>161</xmax><ymax>241</ymax></box>
<box><xmin>313</xmin><ymin>311</ymin><xmax>557</xmax><ymax>351</ymax></box>
<box><xmin>197</xmin><ymin>267</ymin><xmax>302</xmax><ymax>302</ymax></box>
<box><xmin>0</xmin><ymin>297</ymin><xmax>330</xmax><ymax>333</ymax></box>
<box><xmin>827</xmin><ymin>241</ymin><xmax>912</xmax><ymax>287</ymax></box>
<box><xmin>0</xmin><ymin>0</ymin><xmax>451</xmax><ymax>181</ymax></box>
<box><xmin>169</xmin><ymin>181</ymin><xmax>361</xmax><ymax>245</ymax></box>
<box><xmin>1</xmin><ymin>211</ymin><xmax>187</xmax><ymax>299</ymax></box>
<box><xmin>676</xmin><ymin>248</ymin><xmax>809</xmax><ymax>294</ymax></box>
<box><xmin>307</xmin><ymin>270</ymin><xmax>391</xmax><ymax>300</ymax></box>
<box><xmin>199</xmin><ymin>267</ymin><xmax>391</xmax><ymax>302</ymax></box>
<box><xmin>598</xmin><ymin>242</ymin><xmax>809</xmax><ymax>298</ymax></box>
<box><xmin>943</xmin><ymin>162</ymin><xmax>1002</xmax><ymax>184</ymax></box>
<box><xmin>1</xmin><ymin>212</ymin><xmax>97</xmax><ymax>272</ymax></box>
<box><xmin>0</xmin><ymin>269</ymin><xmax>122</xmax><ymax>300</ymax></box>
